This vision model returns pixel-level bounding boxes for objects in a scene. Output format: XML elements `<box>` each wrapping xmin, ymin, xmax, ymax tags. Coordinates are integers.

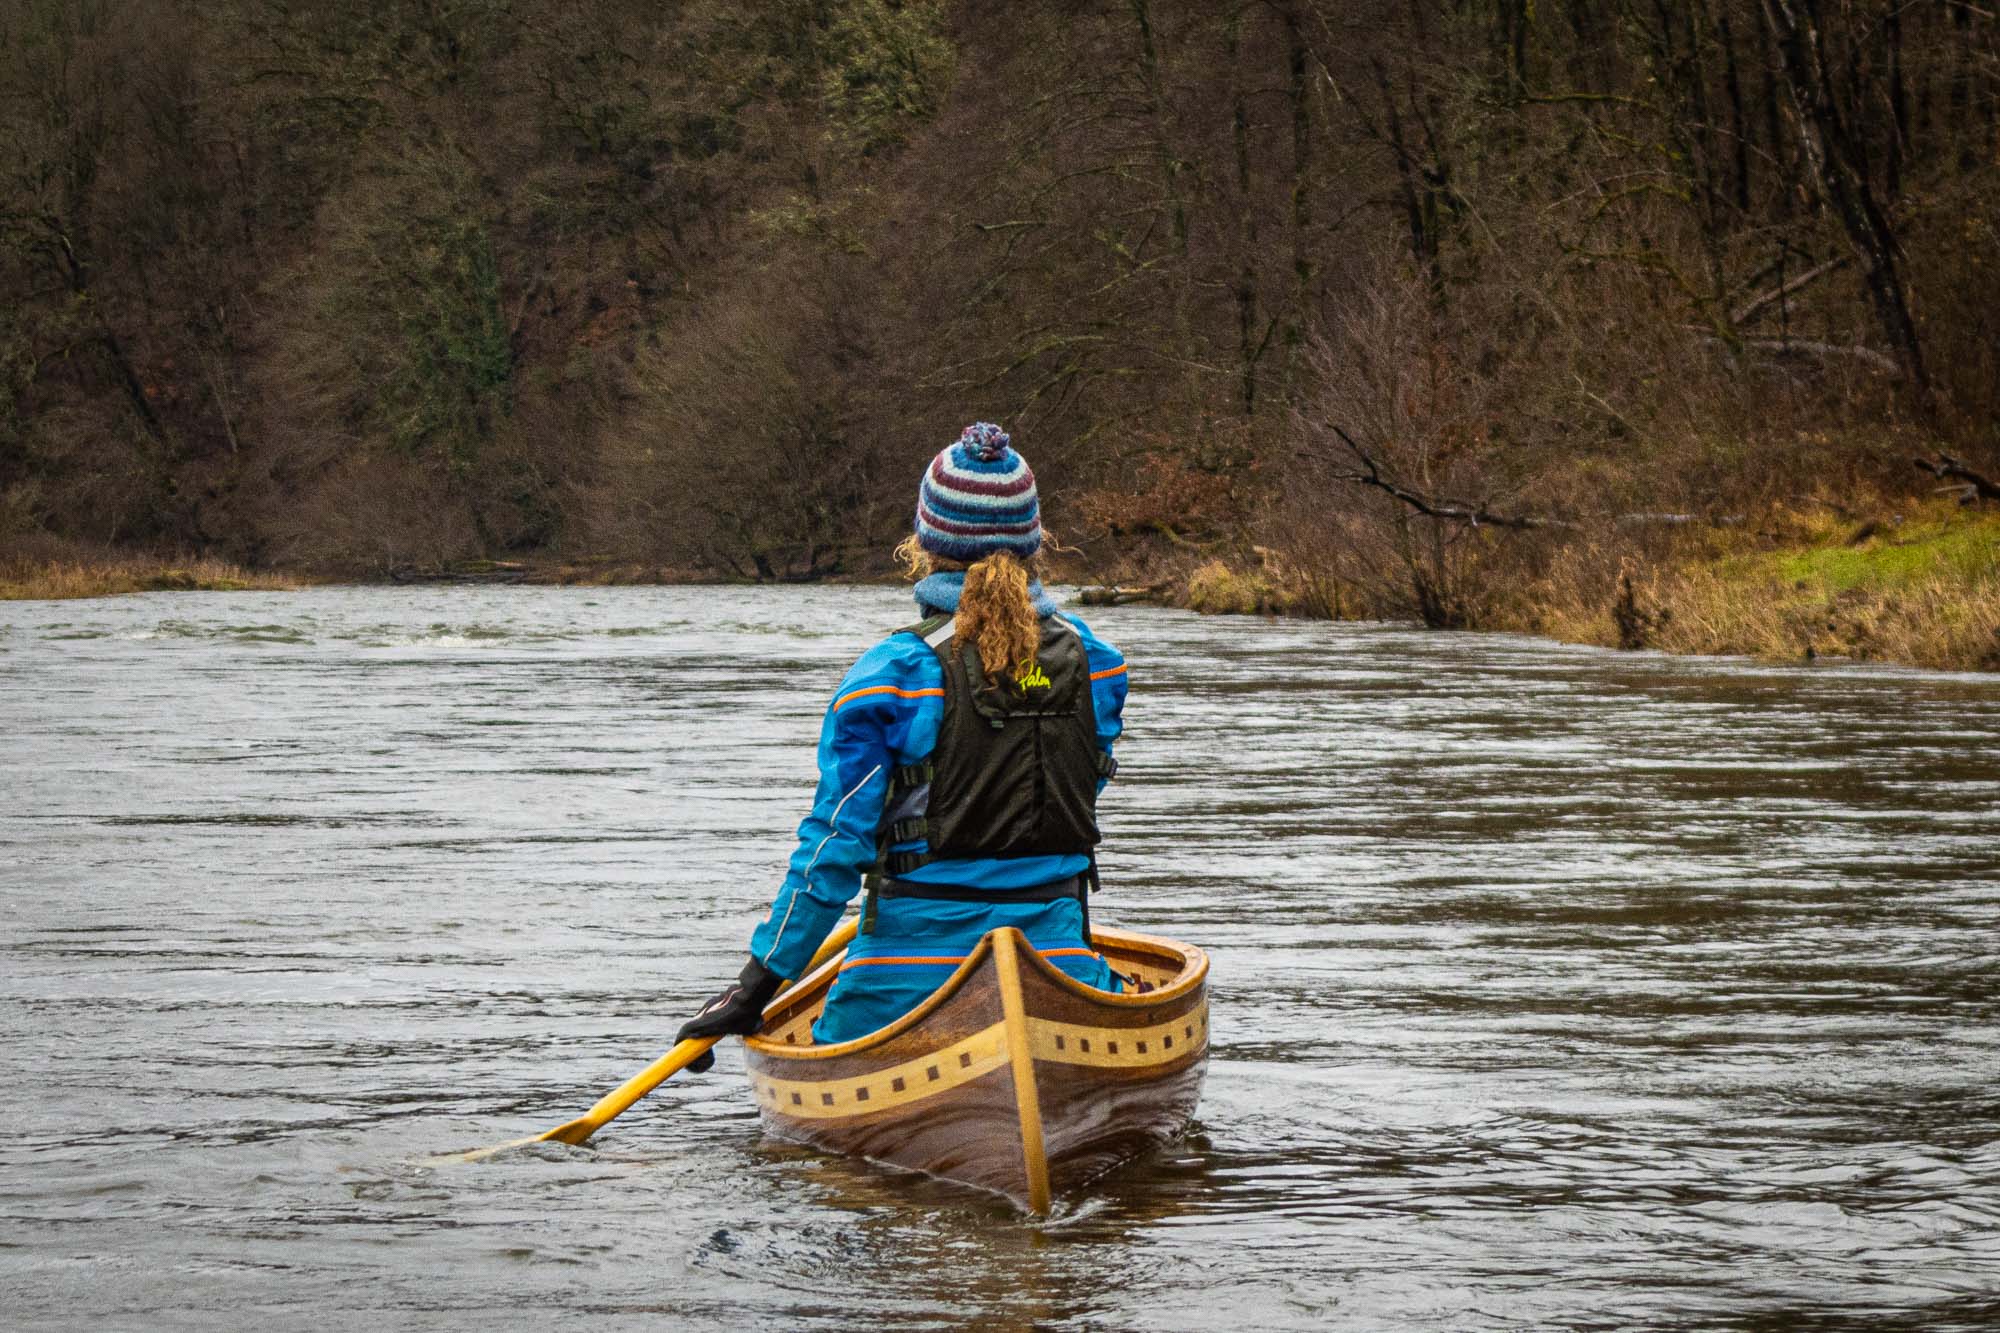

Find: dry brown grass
<box><xmin>0</xmin><ymin>556</ymin><xmax>300</xmax><ymax>601</ymax></box>
<box><xmin>1184</xmin><ymin>560</ymin><xmax>1278</xmax><ymax>615</ymax></box>
<box><xmin>1510</xmin><ymin>501</ymin><xmax>2000</xmax><ymax>671</ymax></box>
<box><xmin>1178</xmin><ymin>550</ymin><xmax>1350</xmax><ymax>617</ymax></box>
<box><xmin>1615</xmin><ymin>564</ymin><xmax>2000</xmax><ymax>671</ymax></box>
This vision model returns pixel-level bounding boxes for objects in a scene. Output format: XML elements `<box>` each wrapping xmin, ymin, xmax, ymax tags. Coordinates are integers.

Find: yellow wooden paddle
<box><xmin>431</xmin><ymin>918</ymin><xmax>857</xmax><ymax>1165</ymax></box>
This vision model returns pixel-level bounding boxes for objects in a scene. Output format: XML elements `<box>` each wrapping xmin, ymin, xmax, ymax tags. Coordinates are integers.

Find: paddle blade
<box><xmin>420</xmin><ymin>1134</ymin><xmax>551</xmax><ymax>1166</ymax></box>
<box><xmin>424</xmin><ymin>1043</ymin><xmax>713</xmax><ymax>1165</ymax></box>
<box><xmin>537</xmin><ymin>1117</ymin><xmax>599</xmax><ymax>1148</ymax></box>
<box><xmin>432</xmin><ymin>917</ymin><xmax>858</xmax><ymax>1165</ymax></box>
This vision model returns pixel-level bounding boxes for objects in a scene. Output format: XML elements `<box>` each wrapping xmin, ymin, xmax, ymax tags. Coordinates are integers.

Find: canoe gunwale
<box><xmin>744</xmin><ymin>924</ymin><xmax>1209</xmax><ymax>1062</ymax></box>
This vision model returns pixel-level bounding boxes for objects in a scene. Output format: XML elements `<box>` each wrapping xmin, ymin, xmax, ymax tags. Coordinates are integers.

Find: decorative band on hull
<box><xmin>750</xmin><ymin>1024</ymin><xmax>1009</xmax><ymax>1120</ymax></box>
<box><xmin>750</xmin><ymin>1005</ymin><xmax>1209</xmax><ymax>1126</ymax></box>
<box><xmin>1031</xmin><ymin>1010</ymin><xmax>1208</xmax><ymax>1068</ymax></box>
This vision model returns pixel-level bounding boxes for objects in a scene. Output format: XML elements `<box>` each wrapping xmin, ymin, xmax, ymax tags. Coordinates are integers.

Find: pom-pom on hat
<box><xmin>915</xmin><ymin>422</ymin><xmax>1042</xmax><ymax>563</ymax></box>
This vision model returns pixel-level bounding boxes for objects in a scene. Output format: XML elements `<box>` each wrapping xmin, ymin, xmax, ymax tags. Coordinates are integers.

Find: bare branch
<box><xmin>1301</xmin><ymin>423</ymin><xmax>1571</xmax><ymax>531</ymax></box>
<box><xmin>1729</xmin><ymin>256</ymin><xmax>1850</xmax><ymax>327</ymax></box>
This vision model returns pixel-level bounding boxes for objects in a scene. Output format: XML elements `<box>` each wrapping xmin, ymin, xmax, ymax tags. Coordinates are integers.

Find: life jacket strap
<box><xmin>875</xmin><ymin>875</ymin><xmax>1086</xmax><ymax>906</ymax></box>
<box><xmin>876</xmin><ymin>754</ymin><xmax>1111</xmax><ymax>878</ymax></box>
<box><xmin>867</xmin><ymin>864</ymin><xmax>1082</xmax><ymax>931</ymax></box>
<box><xmin>884</xmin><ymin>846</ymin><xmax>928</xmax><ymax>876</ymax></box>
<box><xmin>860</xmin><ymin>870</ymin><xmax>879</xmax><ymax>934</ymax></box>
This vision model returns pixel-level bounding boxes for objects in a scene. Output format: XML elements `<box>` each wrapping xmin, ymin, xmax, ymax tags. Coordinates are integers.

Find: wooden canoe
<box><xmin>742</xmin><ymin>924</ymin><xmax>1209</xmax><ymax>1214</ymax></box>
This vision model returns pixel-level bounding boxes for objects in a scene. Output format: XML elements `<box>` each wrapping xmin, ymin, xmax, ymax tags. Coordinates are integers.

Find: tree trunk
<box><xmin>1719</xmin><ymin>13</ymin><xmax>1752</xmax><ymax>212</ymax></box>
<box><xmin>1758</xmin><ymin>0</ymin><xmax>1930</xmax><ymax>401</ymax></box>
<box><xmin>1130</xmin><ymin>0</ymin><xmax>1195</xmax><ymax>366</ymax></box>
<box><xmin>1282</xmin><ymin>3</ymin><xmax>1313</xmax><ymax>401</ymax></box>
<box><xmin>1227</xmin><ymin>8</ymin><xmax>1259</xmax><ymax>416</ymax></box>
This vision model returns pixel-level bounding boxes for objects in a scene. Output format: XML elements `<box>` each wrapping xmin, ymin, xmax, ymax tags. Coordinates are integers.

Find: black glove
<box><xmin>675</xmin><ymin>957</ymin><xmax>785</xmax><ymax>1073</ymax></box>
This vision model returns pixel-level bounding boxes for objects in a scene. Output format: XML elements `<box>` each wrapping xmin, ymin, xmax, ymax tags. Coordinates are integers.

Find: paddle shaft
<box><xmin>532</xmin><ymin>917</ymin><xmax>859</xmax><ymax>1147</ymax></box>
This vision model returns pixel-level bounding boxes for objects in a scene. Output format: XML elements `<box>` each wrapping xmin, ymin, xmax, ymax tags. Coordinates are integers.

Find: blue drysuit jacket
<box><xmin>748</xmin><ymin>574</ymin><xmax>1129</xmax><ymax>1044</ymax></box>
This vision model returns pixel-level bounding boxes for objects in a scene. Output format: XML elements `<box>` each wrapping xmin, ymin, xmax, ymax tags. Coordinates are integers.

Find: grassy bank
<box><xmin>0</xmin><ymin>556</ymin><xmax>300</xmax><ymax>601</ymax></box>
<box><xmin>1162</xmin><ymin>497</ymin><xmax>2000</xmax><ymax>673</ymax></box>
<box><xmin>1544</xmin><ymin>503</ymin><xmax>2000</xmax><ymax>672</ymax></box>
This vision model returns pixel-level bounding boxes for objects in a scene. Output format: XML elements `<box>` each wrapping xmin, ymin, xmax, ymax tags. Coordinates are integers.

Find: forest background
<box><xmin>2</xmin><ymin>0</ymin><xmax>1997</xmax><ymax>665</ymax></box>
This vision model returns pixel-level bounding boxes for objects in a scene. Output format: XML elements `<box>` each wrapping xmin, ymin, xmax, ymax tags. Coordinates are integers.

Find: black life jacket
<box><xmin>873</xmin><ymin>611</ymin><xmax>1113</xmax><ymax>881</ymax></box>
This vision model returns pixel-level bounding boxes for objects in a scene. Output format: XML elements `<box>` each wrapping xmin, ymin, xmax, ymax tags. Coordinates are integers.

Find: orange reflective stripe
<box><xmin>839</xmin><ymin>670</ymin><xmax>1119</xmax><ymax>705</ymax></box>
<box><xmin>839</xmin><ymin>946</ymin><xmax>1100</xmax><ymax>972</ymax></box>
<box><xmin>841</xmin><ymin>955</ymin><xmax>966</xmax><ymax>969</ymax></box>
<box><xmin>832</xmin><ymin>684</ymin><xmax>946</xmax><ymax>712</ymax></box>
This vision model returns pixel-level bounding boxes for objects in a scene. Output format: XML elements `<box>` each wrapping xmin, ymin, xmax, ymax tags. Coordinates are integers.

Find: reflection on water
<box><xmin>2</xmin><ymin>586</ymin><xmax>1998</xmax><ymax>1329</ymax></box>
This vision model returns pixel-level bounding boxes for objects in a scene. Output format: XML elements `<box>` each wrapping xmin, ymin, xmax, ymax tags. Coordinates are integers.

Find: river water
<box><xmin>2</xmin><ymin>585</ymin><xmax>1997</xmax><ymax>1330</ymax></box>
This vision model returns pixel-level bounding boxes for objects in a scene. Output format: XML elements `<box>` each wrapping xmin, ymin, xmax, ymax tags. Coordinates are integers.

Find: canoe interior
<box><xmin>755</xmin><ymin>924</ymin><xmax>1204</xmax><ymax>1050</ymax></box>
<box><xmin>743</xmin><ymin>924</ymin><xmax>1209</xmax><ymax>1213</ymax></box>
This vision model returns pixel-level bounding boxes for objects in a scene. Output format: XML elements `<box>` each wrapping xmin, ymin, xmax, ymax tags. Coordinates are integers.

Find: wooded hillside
<box><xmin>3</xmin><ymin>0</ymin><xmax>1995</xmax><ymax>612</ymax></box>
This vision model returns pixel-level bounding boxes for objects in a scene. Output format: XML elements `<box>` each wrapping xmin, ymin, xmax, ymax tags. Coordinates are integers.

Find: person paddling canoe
<box><xmin>677</xmin><ymin>422</ymin><xmax>1130</xmax><ymax>1059</ymax></box>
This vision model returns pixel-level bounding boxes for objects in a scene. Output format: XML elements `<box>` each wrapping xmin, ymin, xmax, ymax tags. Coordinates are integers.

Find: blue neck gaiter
<box><xmin>914</xmin><ymin>571</ymin><xmax>1060</xmax><ymax>618</ymax></box>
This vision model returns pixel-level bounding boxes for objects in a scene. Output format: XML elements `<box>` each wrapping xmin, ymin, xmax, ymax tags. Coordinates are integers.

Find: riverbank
<box><xmin>0</xmin><ymin>555</ymin><xmax>300</xmax><ymax>600</ymax></box>
<box><xmin>1520</xmin><ymin>501</ymin><xmax>2000</xmax><ymax>672</ymax></box>
<box><xmin>1160</xmin><ymin>495</ymin><xmax>2000</xmax><ymax>673</ymax></box>
<box><xmin>9</xmin><ymin>499</ymin><xmax>1996</xmax><ymax>671</ymax></box>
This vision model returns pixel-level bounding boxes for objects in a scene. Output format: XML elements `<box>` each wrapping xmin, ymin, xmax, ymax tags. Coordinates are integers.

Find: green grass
<box><xmin>1752</xmin><ymin>511</ymin><xmax>2000</xmax><ymax>593</ymax></box>
<box><xmin>1520</xmin><ymin>500</ymin><xmax>2000</xmax><ymax>671</ymax></box>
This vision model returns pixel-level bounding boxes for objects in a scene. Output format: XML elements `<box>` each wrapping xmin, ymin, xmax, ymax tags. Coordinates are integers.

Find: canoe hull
<box><xmin>744</xmin><ymin>925</ymin><xmax>1208</xmax><ymax>1213</ymax></box>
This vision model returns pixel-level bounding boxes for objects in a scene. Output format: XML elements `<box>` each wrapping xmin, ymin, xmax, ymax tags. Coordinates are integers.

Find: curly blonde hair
<box><xmin>895</xmin><ymin>534</ymin><xmax>1047</xmax><ymax>688</ymax></box>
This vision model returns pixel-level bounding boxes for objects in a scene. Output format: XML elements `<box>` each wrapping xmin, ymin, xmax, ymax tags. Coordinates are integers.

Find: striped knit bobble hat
<box><xmin>915</xmin><ymin>422</ymin><xmax>1043</xmax><ymax>562</ymax></box>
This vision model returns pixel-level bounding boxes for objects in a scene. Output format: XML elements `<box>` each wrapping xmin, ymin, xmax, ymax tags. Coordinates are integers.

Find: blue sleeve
<box><xmin>747</xmin><ymin>637</ymin><xmax>942</xmax><ymax>978</ymax></box>
<box><xmin>1059</xmin><ymin>612</ymin><xmax>1127</xmax><ymax>776</ymax></box>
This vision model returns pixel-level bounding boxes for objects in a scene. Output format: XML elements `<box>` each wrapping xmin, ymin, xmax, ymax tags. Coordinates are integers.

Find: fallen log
<box><xmin>388</xmin><ymin>560</ymin><xmax>532</xmax><ymax>585</ymax></box>
<box><xmin>1913</xmin><ymin>454</ymin><xmax>2000</xmax><ymax>505</ymax></box>
<box><xmin>1615</xmin><ymin>512</ymin><xmax>1746</xmax><ymax>527</ymax></box>
<box><xmin>1695</xmin><ymin>333</ymin><xmax>1902</xmax><ymax>379</ymax></box>
<box><xmin>1728</xmin><ymin>256</ymin><xmax>1850</xmax><ymax>327</ymax></box>
<box><xmin>1078</xmin><ymin>584</ymin><xmax>1168</xmax><ymax>607</ymax></box>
